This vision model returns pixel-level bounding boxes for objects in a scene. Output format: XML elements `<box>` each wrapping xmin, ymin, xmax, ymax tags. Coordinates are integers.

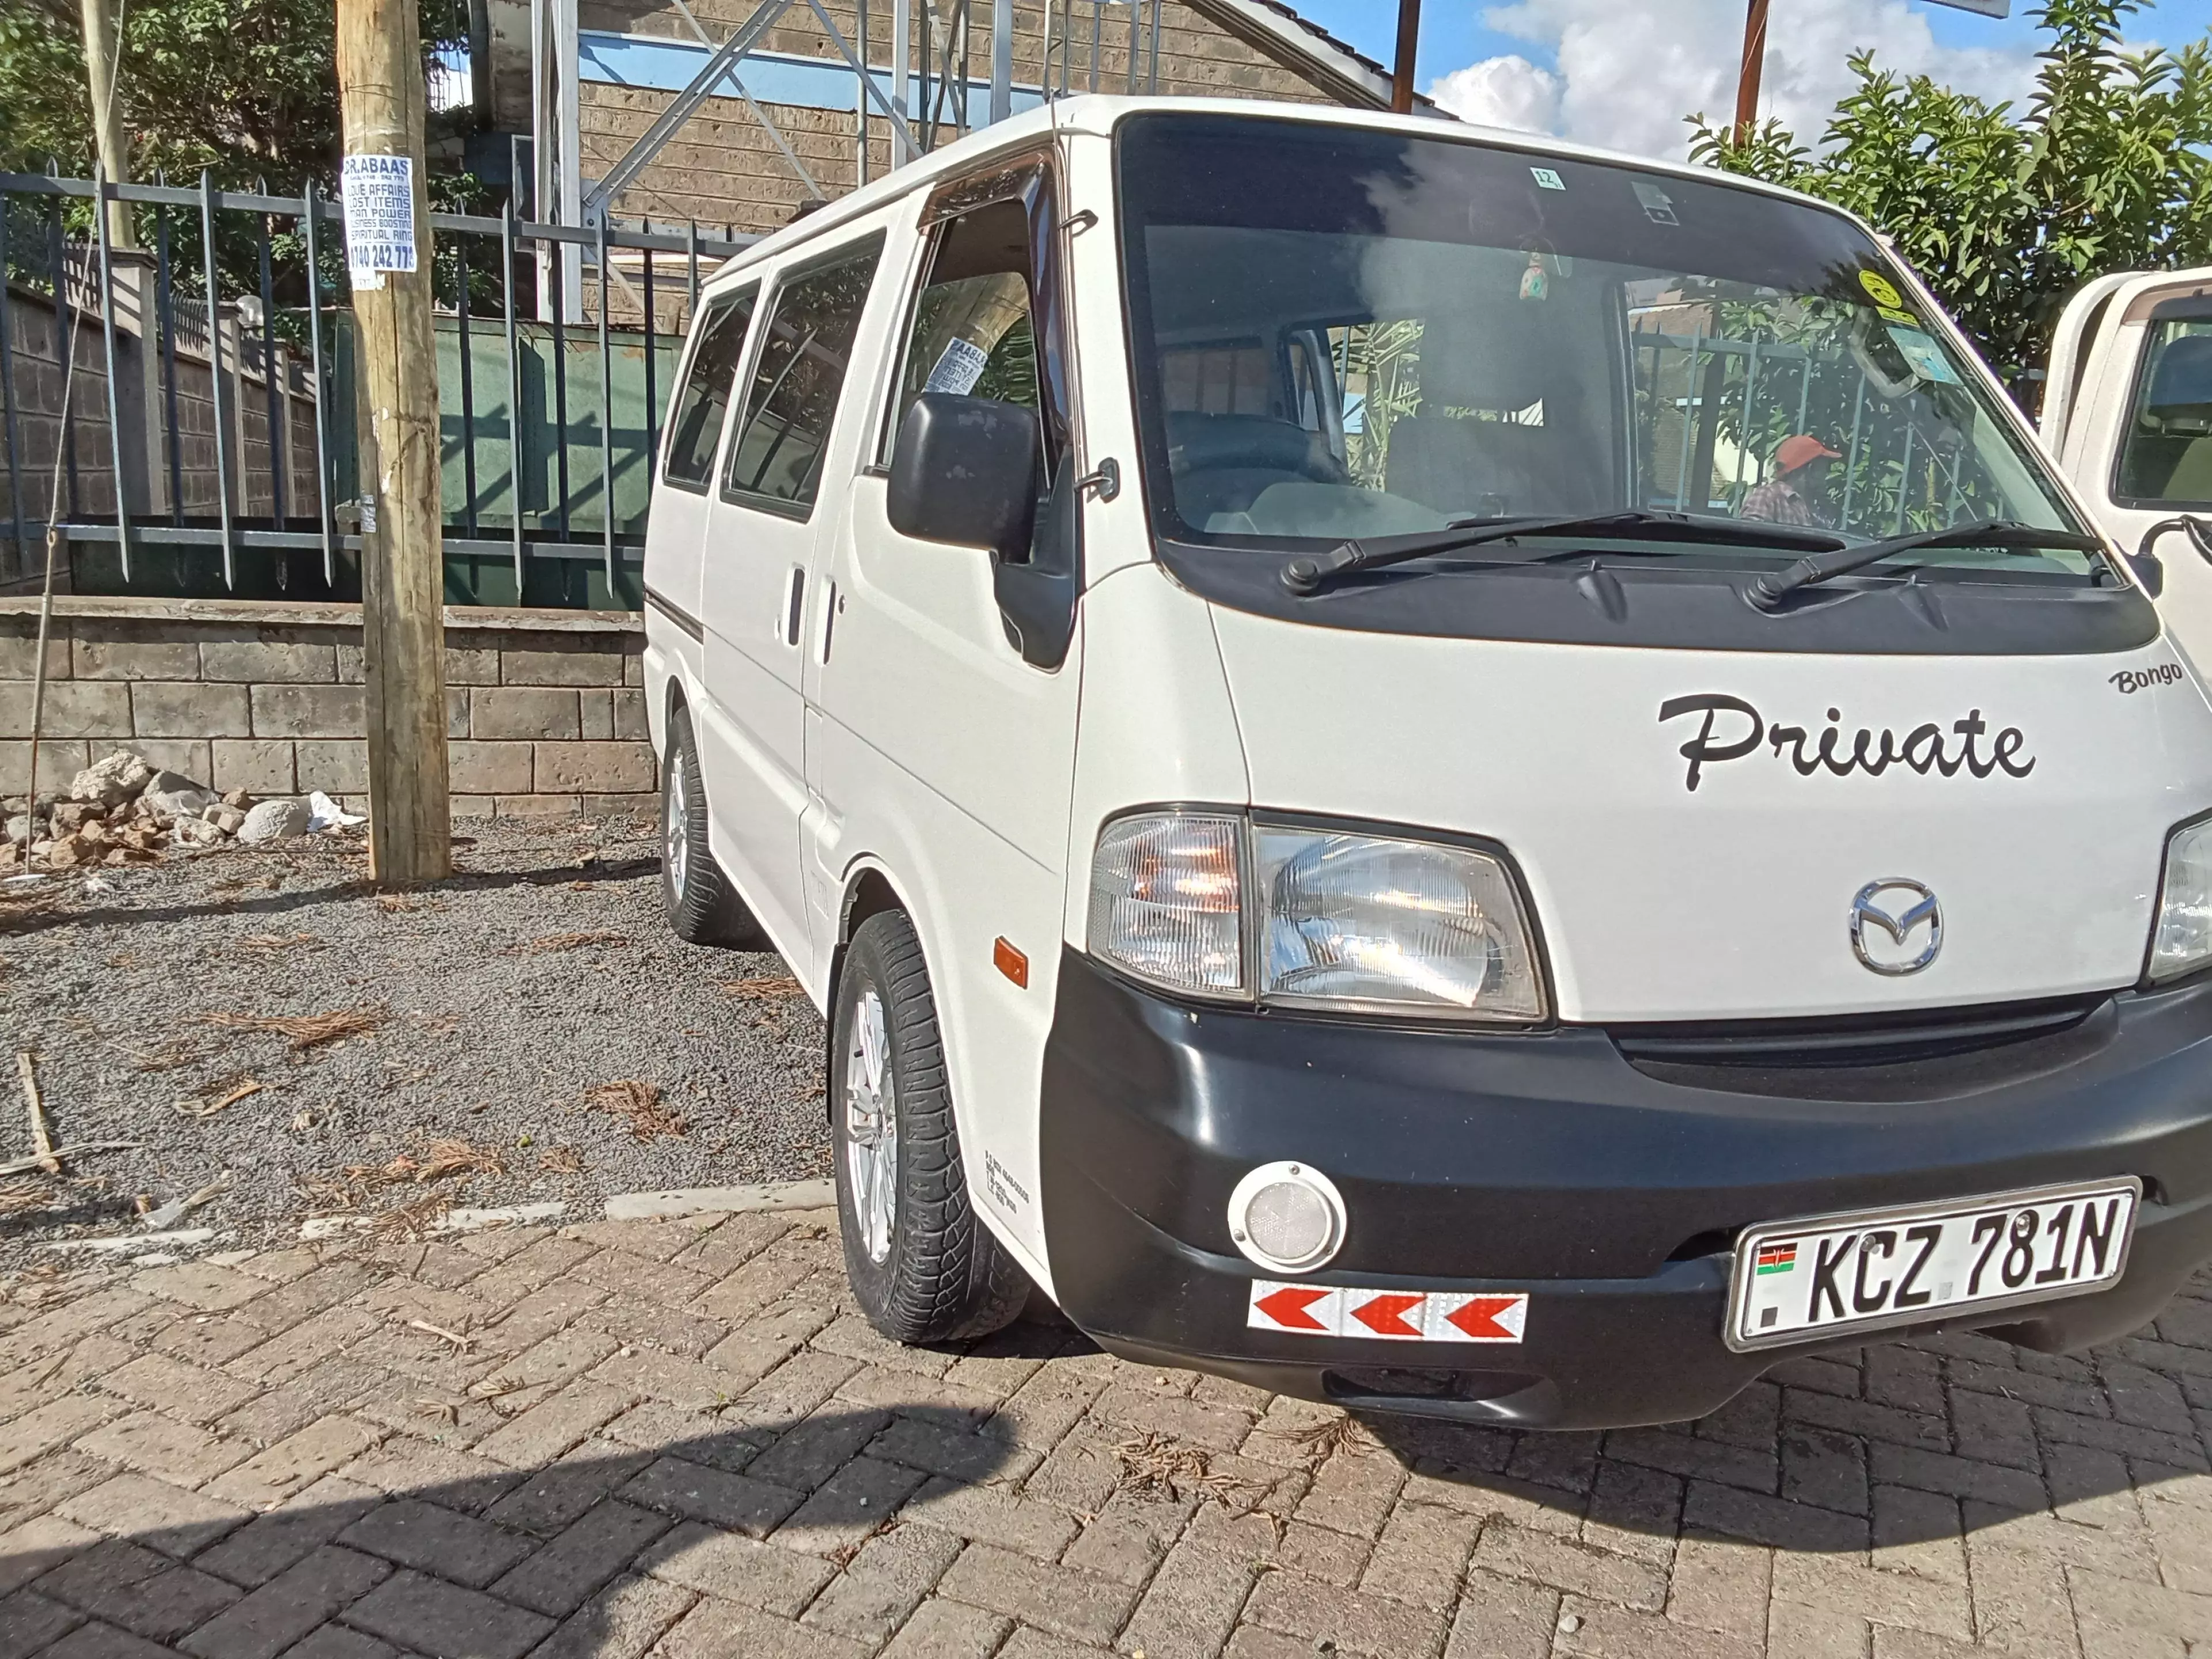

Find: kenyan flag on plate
<box><xmin>1756</xmin><ymin>1241</ymin><xmax>1798</xmax><ymax>1276</ymax></box>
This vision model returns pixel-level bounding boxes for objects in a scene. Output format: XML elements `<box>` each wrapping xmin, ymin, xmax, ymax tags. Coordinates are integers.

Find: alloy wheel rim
<box><xmin>844</xmin><ymin>986</ymin><xmax>897</xmax><ymax>1264</ymax></box>
<box><xmin>664</xmin><ymin>754</ymin><xmax>688</xmax><ymax>898</ymax></box>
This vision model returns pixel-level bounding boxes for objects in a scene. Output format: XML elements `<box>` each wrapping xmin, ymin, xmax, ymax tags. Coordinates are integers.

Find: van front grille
<box><xmin>1612</xmin><ymin>995</ymin><xmax>2105</xmax><ymax>1070</ymax></box>
<box><xmin>1609</xmin><ymin>995</ymin><xmax>2114</xmax><ymax>1101</ymax></box>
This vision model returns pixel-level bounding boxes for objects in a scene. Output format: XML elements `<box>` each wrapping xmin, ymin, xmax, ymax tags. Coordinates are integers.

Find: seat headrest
<box><xmin>2146</xmin><ymin>333</ymin><xmax>2212</xmax><ymax>414</ymax></box>
<box><xmin>1416</xmin><ymin>310</ymin><xmax>1557</xmax><ymax>412</ymax></box>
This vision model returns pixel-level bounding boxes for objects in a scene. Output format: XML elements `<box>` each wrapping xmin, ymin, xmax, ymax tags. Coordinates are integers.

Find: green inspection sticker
<box><xmin>1885</xmin><ymin>325</ymin><xmax>1962</xmax><ymax>385</ymax></box>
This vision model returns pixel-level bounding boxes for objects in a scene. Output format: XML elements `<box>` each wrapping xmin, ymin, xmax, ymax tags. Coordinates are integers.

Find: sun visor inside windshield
<box><xmin>1118</xmin><ymin>114</ymin><xmax>1884</xmax><ymax>296</ymax></box>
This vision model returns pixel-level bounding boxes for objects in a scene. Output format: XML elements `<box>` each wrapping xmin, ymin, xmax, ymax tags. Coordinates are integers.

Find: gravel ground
<box><xmin>0</xmin><ymin>819</ymin><xmax>831</xmax><ymax>1264</ymax></box>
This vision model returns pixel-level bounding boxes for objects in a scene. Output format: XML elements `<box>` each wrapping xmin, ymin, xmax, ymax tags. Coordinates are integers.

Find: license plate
<box><xmin>1725</xmin><ymin>1177</ymin><xmax>2141</xmax><ymax>1353</ymax></box>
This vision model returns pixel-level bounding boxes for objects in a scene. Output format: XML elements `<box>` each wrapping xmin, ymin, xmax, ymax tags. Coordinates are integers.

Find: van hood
<box><xmin>1208</xmin><ymin>608</ymin><xmax>2212</xmax><ymax>1022</ymax></box>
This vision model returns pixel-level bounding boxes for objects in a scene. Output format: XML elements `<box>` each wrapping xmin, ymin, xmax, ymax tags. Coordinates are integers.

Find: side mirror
<box><xmin>2143</xmin><ymin>514</ymin><xmax>2212</xmax><ymax>573</ymax></box>
<box><xmin>887</xmin><ymin>393</ymin><xmax>1040</xmax><ymax>560</ymax></box>
<box><xmin>2127</xmin><ymin>550</ymin><xmax>2165</xmax><ymax>597</ymax></box>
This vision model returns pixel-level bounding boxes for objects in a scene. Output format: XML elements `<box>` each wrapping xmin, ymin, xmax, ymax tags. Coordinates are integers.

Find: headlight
<box><xmin>1088</xmin><ymin>812</ymin><xmax>1245</xmax><ymax>996</ymax></box>
<box><xmin>2149</xmin><ymin>816</ymin><xmax>2212</xmax><ymax>982</ymax></box>
<box><xmin>1254</xmin><ymin>824</ymin><xmax>1545</xmax><ymax>1021</ymax></box>
<box><xmin>1086</xmin><ymin>811</ymin><xmax>1545</xmax><ymax>1021</ymax></box>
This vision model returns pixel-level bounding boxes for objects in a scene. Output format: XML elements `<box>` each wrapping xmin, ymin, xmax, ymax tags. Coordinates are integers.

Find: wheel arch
<box><xmin>825</xmin><ymin>861</ymin><xmax>916</xmax><ymax>1119</ymax></box>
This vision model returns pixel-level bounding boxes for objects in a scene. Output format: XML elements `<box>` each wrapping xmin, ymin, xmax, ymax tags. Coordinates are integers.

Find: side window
<box><xmin>724</xmin><ymin>237</ymin><xmax>885</xmax><ymax>512</ymax></box>
<box><xmin>883</xmin><ymin>199</ymin><xmax>1041</xmax><ymax>465</ymax></box>
<box><xmin>661</xmin><ymin>287</ymin><xmax>756</xmax><ymax>491</ymax></box>
<box><xmin>2116</xmin><ymin>316</ymin><xmax>2212</xmax><ymax>507</ymax></box>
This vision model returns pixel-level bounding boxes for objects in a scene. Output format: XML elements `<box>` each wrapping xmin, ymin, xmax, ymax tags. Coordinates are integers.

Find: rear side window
<box><xmin>2115</xmin><ymin>314</ymin><xmax>2212</xmax><ymax>507</ymax></box>
<box><xmin>661</xmin><ymin>287</ymin><xmax>756</xmax><ymax>491</ymax></box>
<box><xmin>724</xmin><ymin>236</ymin><xmax>885</xmax><ymax>513</ymax></box>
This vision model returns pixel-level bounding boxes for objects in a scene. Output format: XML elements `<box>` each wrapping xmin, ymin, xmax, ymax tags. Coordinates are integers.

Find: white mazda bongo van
<box><xmin>643</xmin><ymin>96</ymin><xmax>2212</xmax><ymax>1429</ymax></box>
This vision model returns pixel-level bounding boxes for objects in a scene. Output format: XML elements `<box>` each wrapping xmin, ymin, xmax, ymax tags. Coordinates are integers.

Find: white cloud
<box><xmin>1429</xmin><ymin>54</ymin><xmax>1562</xmax><ymax>134</ymax></box>
<box><xmin>1430</xmin><ymin>0</ymin><xmax>2039</xmax><ymax>160</ymax></box>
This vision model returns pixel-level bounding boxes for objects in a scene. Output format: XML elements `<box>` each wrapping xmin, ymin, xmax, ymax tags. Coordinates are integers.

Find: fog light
<box><xmin>1227</xmin><ymin>1162</ymin><xmax>1346</xmax><ymax>1274</ymax></box>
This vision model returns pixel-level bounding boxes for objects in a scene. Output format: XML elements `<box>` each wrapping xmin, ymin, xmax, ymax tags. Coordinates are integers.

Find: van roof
<box><xmin>696</xmin><ymin>94</ymin><xmax>1874</xmax><ymax>296</ymax></box>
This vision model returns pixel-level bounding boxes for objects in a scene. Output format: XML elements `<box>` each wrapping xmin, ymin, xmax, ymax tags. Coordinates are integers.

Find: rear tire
<box><xmin>835</xmin><ymin>909</ymin><xmax>1029</xmax><ymax>1343</ymax></box>
<box><xmin>661</xmin><ymin>703</ymin><xmax>765</xmax><ymax>948</ymax></box>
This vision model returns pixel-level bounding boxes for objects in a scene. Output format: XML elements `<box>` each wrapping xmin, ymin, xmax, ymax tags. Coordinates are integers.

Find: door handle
<box><xmin>782</xmin><ymin>566</ymin><xmax>805</xmax><ymax>646</ymax></box>
<box><xmin>816</xmin><ymin>578</ymin><xmax>839</xmax><ymax>663</ymax></box>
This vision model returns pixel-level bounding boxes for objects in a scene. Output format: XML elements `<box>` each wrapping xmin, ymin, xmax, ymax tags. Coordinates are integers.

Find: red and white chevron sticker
<box><xmin>1247</xmin><ymin>1281</ymin><xmax>1528</xmax><ymax>1343</ymax></box>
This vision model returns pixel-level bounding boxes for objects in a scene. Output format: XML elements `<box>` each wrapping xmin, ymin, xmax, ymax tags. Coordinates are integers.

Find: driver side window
<box><xmin>882</xmin><ymin>199</ymin><xmax>1043</xmax><ymax>468</ymax></box>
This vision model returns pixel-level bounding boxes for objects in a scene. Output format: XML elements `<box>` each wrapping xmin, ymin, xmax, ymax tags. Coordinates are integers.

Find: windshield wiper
<box><xmin>1279</xmin><ymin>510</ymin><xmax>1844</xmax><ymax>596</ymax></box>
<box><xmin>1747</xmin><ymin>520</ymin><xmax>2109</xmax><ymax>611</ymax></box>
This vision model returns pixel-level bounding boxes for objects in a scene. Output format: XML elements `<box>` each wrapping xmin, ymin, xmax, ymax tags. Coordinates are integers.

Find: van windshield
<box><xmin>1115</xmin><ymin>114</ymin><xmax>2090</xmax><ymax>584</ymax></box>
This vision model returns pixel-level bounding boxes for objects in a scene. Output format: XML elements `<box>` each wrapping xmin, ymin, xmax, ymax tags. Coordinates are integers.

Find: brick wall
<box><xmin>0</xmin><ymin>596</ymin><xmax>656</xmax><ymax>821</ymax></box>
<box><xmin>576</xmin><ymin>0</ymin><xmax>1342</xmax><ymax>237</ymax></box>
<box><xmin>1</xmin><ymin>271</ymin><xmax>324</xmax><ymax>589</ymax></box>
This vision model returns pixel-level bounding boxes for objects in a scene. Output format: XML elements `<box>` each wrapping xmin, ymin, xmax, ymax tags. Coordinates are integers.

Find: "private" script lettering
<box><xmin>1658</xmin><ymin>694</ymin><xmax>2036</xmax><ymax>793</ymax></box>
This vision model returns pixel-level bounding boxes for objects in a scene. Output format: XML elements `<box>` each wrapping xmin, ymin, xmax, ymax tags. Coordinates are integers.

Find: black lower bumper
<box><xmin>1037</xmin><ymin>951</ymin><xmax>2212</xmax><ymax>1429</ymax></box>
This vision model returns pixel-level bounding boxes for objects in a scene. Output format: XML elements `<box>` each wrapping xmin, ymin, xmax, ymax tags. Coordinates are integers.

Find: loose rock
<box><xmin>142</xmin><ymin>771</ymin><xmax>214</xmax><ymax>822</ymax></box>
<box><xmin>51</xmin><ymin>802</ymin><xmax>105</xmax><ymax>835</ymax></box>
<box><xmin>203</xmin><ymin>804</ymin><xmax>247</xmax><ymax>836</ymax></box>
<box><xmin>170</xmin><ymin>817</ymin><xmax>225</xmax><ymax>849</ymax></box>
<box><xmin>69</xmin><ymin>751</ymin><xmax>153</xmax><ymax>808</ymax></box>
<box><xmin>43</xmin><ymin>832</ymin><xmax>94</xmax><ymax>868</ymax></box>
<box><xmin>238</xmin><ymin>798</ymin><xmax>313</xmax><ymax>844</ymax></box>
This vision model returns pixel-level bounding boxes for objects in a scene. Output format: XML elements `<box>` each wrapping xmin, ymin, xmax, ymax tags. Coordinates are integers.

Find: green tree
<box><xmin>1690</xmin><ymin>0</ymin><xmax>2212</xmax><ymax>394</ymax></box>
<box><xmin>0</xmin><ymin>0</ymin><xmax>467</xmax><ymax>188</ymax></box>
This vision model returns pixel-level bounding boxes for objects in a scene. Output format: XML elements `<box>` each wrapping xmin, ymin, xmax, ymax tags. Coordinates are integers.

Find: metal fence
<box><xmin>0</xmin><ymin>171</ymin><xmax>751</xmax><ymax>609</ymax></box>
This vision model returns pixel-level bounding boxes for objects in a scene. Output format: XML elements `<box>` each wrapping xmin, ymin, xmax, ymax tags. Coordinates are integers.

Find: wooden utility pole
<box><xmin>1391</xmin><ymin>0</ymin><xmax>1421</xmax><ymax>115</ymax></box>
<box><xmin>77</xmin><ymin>0</ymin><xmax>134</xmax><ymax>247</ymax></box>
<box><xmin>1734</xmin><ymin>0</ymin><xmax>1771</xmax><ymax>143</ymax></box>
<box><xmin>336</xmin><ymin>0</ymin><xmax>452</xmax><ymax>885</ymax></box>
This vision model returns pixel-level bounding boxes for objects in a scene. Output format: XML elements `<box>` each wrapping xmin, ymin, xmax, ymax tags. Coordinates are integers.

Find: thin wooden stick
<box><xmin>0</xmin><ymin>1140</ymin><xmax>139</xmax><ymax>1177</ymax></box>
<box><xmin>18</xmin><ymin>1051</ymin><xmax>56</xmax><ymax>1173</ymax></box>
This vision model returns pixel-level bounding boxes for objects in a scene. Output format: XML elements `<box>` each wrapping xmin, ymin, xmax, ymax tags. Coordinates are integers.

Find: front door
<box><xmin>804</xmin><ymin>179</ymin><xmax>1083</xmax><ymax>1269</ymax></box>
<box><xmin>696</xmin><ymin>233</ymin><xmax>886</xmax><ymax>978</ymax></box>
<box><xmin>2047</xmin><ymin>272</ymin><xmax>2212</xmax><ymax>673</ymax></box>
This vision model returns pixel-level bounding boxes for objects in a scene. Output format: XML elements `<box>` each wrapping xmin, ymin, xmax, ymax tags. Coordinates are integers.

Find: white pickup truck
<box><xmin>2045</xmin><ymin>268</ymin><xmax>2212</xmax><ymax>657</ymax></box>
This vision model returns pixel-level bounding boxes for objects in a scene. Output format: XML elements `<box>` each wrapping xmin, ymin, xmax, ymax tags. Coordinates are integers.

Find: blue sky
<box><xmin>1294</xmin><ymin>0</ymin><xmax>2212</xmax><ymax>84</ymax></box>
<box><xmin>1291</xmin><ymin>0</ymin><xmax>2212</xmax><ymax>158</ymax></box>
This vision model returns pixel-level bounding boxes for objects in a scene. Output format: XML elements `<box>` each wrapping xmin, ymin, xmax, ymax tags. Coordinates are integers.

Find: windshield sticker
<box><xmin>1858</xmin><ymin>270</ymin><xmax>1907</xmax><ymax>309</ymax></box>
<box><xmin>1877</xmin><ymin>305</ymin><xmax>1921</xmax><ymax>327</ymax></box>
<box><xmin>1885</xmin><ymin>326</ymin><xmax>1962</xmax><ymax>385</ymax></box>
<box><xmin>2113</xmin><ymin>662</ymin><xmax>2186</xmax><ymax>695</ymax></box>
<box><xmin>923</xmin><ymin>336</ymin><xmax>990</xmax><ymax>396</ymax></box>
<box><xmin>1659</xmin><ymin>695</ymin><xmax>2036</xmax><ymax>793</ymax></box>
<box><xmin>1632</xmin><ymin>181</ymin><xmax>1678</xmax><ymax>225</ymax></box>
<box><xmin>1530</xmin><ymin>166</ymin><xmax>1565</xmax><ymax>191</ymax></box>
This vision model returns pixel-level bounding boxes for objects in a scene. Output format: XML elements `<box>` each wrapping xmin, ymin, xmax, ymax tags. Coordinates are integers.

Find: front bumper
<box><xmin>1037</xmin><ymin>950</ymin><xmax>2212</xmax><ymax>1429</ymax></box>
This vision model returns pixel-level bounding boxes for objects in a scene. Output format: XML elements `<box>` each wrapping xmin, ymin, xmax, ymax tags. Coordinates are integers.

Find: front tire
<box><xmin>661</xmin><ymin>704</ymin><xmax>763</xmax><ymax>947</ymax></box>
<box><xmin>835</xmin><ymin>910</ymin><xmax>1029</xmax><ymax>1343</ymax></box>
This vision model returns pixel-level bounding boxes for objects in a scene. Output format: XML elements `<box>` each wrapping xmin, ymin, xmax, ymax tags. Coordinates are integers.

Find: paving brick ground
<box><xmin>3</xmin><ymin>1211</ymin><xmax>2212</xmax><ymax>1659</ymax></box>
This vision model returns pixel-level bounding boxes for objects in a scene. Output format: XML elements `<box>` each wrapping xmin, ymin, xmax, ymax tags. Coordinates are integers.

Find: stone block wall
<box><xmin>0</xmin><ymin>596</ymin><xmax>656</xmax><ymax>821</ymax></box>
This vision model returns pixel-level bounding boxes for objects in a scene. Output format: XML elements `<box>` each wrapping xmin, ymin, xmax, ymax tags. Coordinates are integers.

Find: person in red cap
<box><xmin>1741</xmin><ymin>433</ymin><xmax>1842</xmax><ymax>527</ymax></box>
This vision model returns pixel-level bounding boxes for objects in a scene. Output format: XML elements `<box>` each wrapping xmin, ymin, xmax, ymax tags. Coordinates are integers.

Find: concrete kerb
<box><xmin>602</xmin><ymin>1178</ymin><xmax>836</xmax><ymax>1221</ymax></box>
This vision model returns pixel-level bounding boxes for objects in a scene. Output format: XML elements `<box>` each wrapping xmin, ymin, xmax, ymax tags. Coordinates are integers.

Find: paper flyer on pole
<box><xmin>342</xmin><ymin>154</ymin><xmax>417</xmax><ymax>291</ymax></box>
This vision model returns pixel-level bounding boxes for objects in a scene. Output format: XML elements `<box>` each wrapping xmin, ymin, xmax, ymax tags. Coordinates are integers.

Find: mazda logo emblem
<box><xmin>1850</xmin><ymin>879</ymin><xmax>1942</xmax><ymax>976</ymax></box>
